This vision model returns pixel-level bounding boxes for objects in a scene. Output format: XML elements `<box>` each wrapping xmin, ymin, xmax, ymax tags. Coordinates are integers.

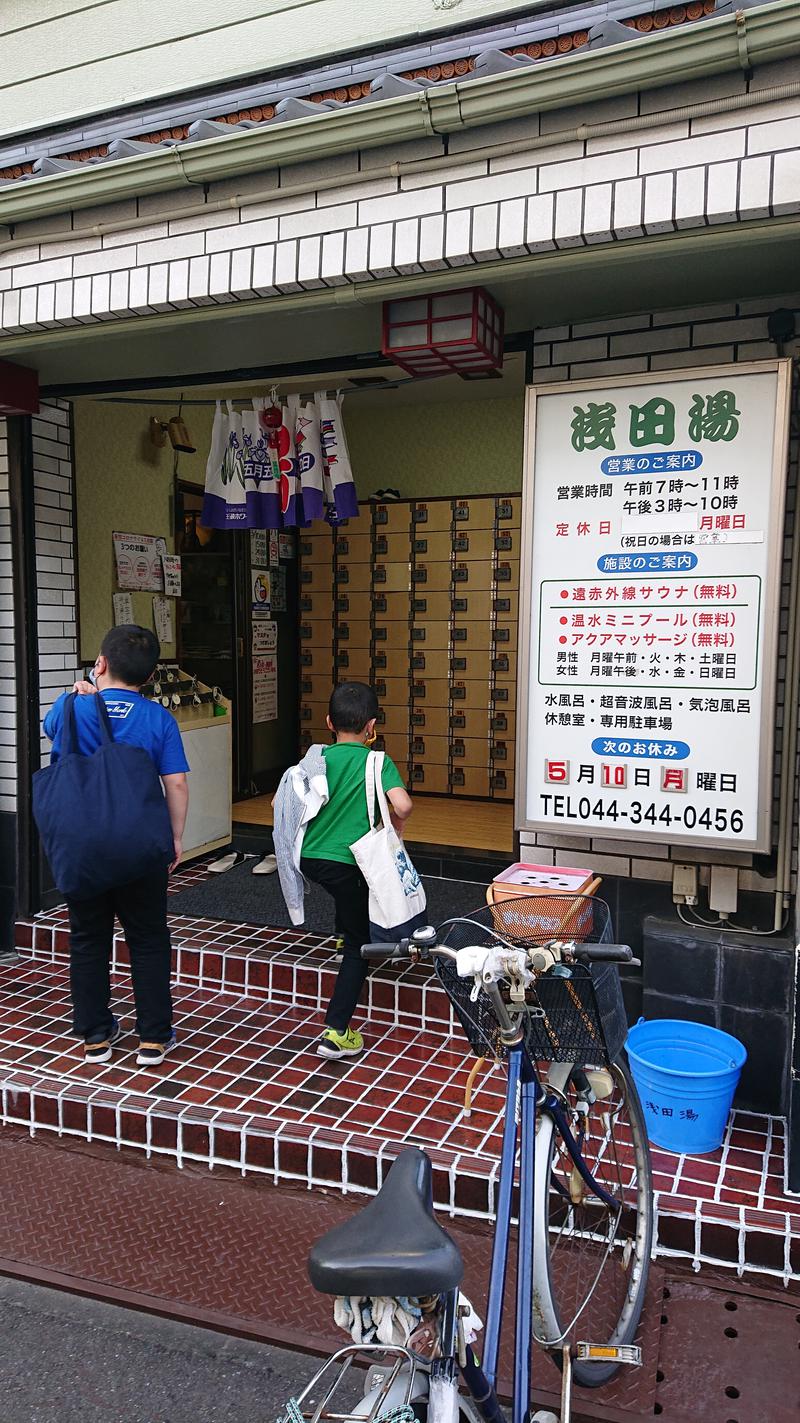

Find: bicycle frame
<box><xmin>474</xmin><ymin>1040</ymin><xmax>622</xmax><ymax>1423</ymax></box>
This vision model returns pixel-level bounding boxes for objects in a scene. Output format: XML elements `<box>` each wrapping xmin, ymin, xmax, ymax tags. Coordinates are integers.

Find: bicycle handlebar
<box><xmin>360</xmin><ymin>941</ymin><xmax>411</xmax><ymax>960</ymax></box>
<box><xmin>572</xmin><ymin>943</ymin><xmax>636</xmax><ymax>964</ymax></box>
<box><xmin>361</xmin><ymin>936</ymin><xmax>638</xmax><ymax>966</ymax></box>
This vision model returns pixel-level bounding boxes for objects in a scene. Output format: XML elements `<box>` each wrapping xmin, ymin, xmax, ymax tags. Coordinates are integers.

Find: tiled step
<box><xmin>2</xmin><ymin>953</ymin><xmax>799</xmax><ymax>1286</ymax></box>
<box><xmin>16</xmin><ymin>904</ymin><xmax>458</xmax><ymax>1034</ymax></box>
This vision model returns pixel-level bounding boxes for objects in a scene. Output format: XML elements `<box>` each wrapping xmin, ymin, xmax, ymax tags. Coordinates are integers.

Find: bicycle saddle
<box><xmin>308</xmin><ymin>1147</ymin><xmax>464</xmax><ymax>1297</ymax></box>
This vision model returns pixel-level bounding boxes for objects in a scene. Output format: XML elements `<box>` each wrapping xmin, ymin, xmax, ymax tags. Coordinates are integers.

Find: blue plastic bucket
<box><xmin>626</xmin><ymin>1018</ymin><xmax>747</xmax><ymax>1155</ymax></box>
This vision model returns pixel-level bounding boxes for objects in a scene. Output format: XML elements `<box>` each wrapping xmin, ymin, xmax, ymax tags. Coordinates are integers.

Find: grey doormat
<box><xmin>168</xmin><ymin>861</ymin><xmax>489</xmax><ymax>935</ymax></box>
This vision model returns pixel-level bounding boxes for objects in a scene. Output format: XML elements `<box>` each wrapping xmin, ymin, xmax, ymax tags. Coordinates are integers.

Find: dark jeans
<box><xmin>67</xmin><ymin>866</ymin><xmax>173</xmax><ymax>1043</ymax></box>
<box><xmin>301</xmin><ymin>857</ymin><xmax>370</xmax><ymax>1032</ymax></box>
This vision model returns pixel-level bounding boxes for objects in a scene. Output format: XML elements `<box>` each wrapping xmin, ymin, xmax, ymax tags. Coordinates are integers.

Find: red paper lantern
<box><xmin>381</xmin><ymin>287</ymin><xmax>504</xmax><ymax>378</ymax></box>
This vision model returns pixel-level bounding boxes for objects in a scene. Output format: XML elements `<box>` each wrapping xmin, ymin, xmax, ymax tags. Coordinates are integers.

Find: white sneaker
<box><xmin>252</xmin><ymin>853</ymin><xmax>277</xmax><ymax>876</ymax></box>
<box><xmin>208</xmin><ymin>851</ymin><xmax>251</xmax><ymax>874</ymax></box>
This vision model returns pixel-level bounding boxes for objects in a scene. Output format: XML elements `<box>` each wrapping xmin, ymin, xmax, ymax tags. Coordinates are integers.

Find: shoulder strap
<box><xmin>93</xmin><ymin>692</ymin><xmax>115</xmax><ymax>745</ymax></box>
<box><xmin>60</xmin><ymin>693</ymin><xmax>80</xmax><ymax>756</ymax></box>
<box><xmin>372</xmin><ymin>751</ymin><xmax>394</xmax><ymax>832</ymax></box>
<box><xmin>364</xmin><ymin>750</ymin><xmax>381</xmax><ymax>829</ymax></box>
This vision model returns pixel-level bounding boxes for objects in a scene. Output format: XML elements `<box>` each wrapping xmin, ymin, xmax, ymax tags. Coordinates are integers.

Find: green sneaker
<box><xmin>317</xmin><ymin>1026</ymin><xmax>364</xmax><ymax>1060</ymax></box>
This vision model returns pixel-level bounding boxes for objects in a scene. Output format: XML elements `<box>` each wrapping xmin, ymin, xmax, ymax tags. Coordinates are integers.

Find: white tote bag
<box><xmin>349</xmin><ymin>751</ymin><xmax>427</xmax><ymax>941</ymax></box>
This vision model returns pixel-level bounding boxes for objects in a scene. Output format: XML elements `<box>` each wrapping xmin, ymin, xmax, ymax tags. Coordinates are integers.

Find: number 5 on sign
<box><xmin>545</xmin><ymin>760</ymin><xmax>570</xmax><ymax>784</ymax></box>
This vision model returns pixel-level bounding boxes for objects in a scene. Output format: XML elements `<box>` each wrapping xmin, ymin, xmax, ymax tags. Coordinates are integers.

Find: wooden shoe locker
<box><xmin>298</xmin><ymin>495</ymin><xmax>520</xmax><ymax>801</ymax></box>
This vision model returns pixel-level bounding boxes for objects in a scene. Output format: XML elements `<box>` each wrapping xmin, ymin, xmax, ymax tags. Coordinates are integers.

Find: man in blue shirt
<box><xmin>44</xmin><ymin>626</ymin><xmax>189</xmax><ymax>1069</ymax></box>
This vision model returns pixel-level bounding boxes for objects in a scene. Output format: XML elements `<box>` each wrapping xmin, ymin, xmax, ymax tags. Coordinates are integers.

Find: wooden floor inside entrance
<box><xmin>233</xmin><ymin>793</ymin><xmax>515</xmax><ymax>855</ymax></box>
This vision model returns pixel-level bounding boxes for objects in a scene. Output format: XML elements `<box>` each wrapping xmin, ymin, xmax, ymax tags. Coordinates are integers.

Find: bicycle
<box><xmin>281</xmin><ymin>895</ymin><xmax>653</xmax><ymax>1423</ymax></box>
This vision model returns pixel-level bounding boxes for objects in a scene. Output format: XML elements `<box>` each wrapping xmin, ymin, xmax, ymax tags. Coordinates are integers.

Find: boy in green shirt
<box><xmin>302</xmin><ymin>682</ymin><xmax>413</xmax><ymax>1059</ymax></box>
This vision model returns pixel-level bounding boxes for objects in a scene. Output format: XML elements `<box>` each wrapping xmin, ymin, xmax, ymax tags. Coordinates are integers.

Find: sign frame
<box><xmin>515</xmin><ymin>360</ymin><xmax>792</xmax><ymax>854</ymax></box>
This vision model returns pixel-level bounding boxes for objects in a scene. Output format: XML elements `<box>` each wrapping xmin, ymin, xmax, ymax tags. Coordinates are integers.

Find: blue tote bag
<box><xmin>32</xmin><ymin>693</ymin><xmax>174</xmax><ymax>900</ymax></box>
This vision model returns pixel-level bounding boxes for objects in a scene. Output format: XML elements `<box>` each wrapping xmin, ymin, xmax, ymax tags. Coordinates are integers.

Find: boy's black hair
<box><xmin>329</xmin><ymin>682</ymin><xmax>378</xmax><ymax>732</ymax></box>
<box><xmin>100</xmin><ymin>625</ymin><xmax>161</xmax><ymax>687</ymax></box>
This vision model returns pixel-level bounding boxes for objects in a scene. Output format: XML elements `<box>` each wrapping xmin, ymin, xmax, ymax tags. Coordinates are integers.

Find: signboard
<box><xmin>251</xmin><ymin>568</ymin><xmax>271</xmax><ymax>613</ymax></box>
<box><xmin>252</xmin><ymin>619</ymin><xmax>278</xmax><ymax>654</ymax></box>
<box><xmin>517</xmin><ymin>362</ymin><xmax>791</xmax><ymax>853</ymax></box>
<box><xmin>253</xmin><ymin>653</ymin><xmax>278</xmax><ymax>723</ymax></box>
<box><xmin>152</xmin><ymin>595</ymin><xmax>174</xmax><ymax>646</ymax></box>
<box><xmin>161</xmin><ymin>553</ymin><xmax>182</xmax><ymax>598</ymax></box>
<box><xmin>113</xmin><ymin>532</ymin><xmax>166</xmax><ymax>591</ymax></box>
<box><xmin>112</xmin><ymin>591</ymin><xmax>133</xmax><ymax>626</ymax></box>
<box><xmin>250</xmin><ymin>529</ymin><xmax>269</xmax><ymax>566</ymax></box>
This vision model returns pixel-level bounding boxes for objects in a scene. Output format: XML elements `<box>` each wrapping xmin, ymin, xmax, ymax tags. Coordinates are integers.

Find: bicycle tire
<box><xmin>531</xmin><ymin>1055</ymin><xmax>653</xmax><ymax>1389</ymax></box>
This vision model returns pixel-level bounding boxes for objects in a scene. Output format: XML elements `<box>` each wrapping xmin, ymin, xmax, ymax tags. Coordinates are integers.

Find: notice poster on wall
<box><xmin>251</xmin><ymin>568</ymin><xmax>271</xmax><ymax>615</ymax></box>
<box><xmin>253</xmin><ymin>654</ymin><xmax>278</xmax><ymax>723</ymax></box>
<box><xmin>252</xmin><ymin>619</ymin><xmax>278</xmax><ymax>654</ymax></box>
<box><xmin>518</xmin><ymin>361</ymin><xmax>791</xmax><ymax>852</ymax></box>
<box><xmin>270</xmin><ymin>565</ymin><xmax>287</xmax><ymax>613</ymax></box>
<box><xmin>113</xmin><ymin>532</ymin><xmax>166</xmax><ymax>591</ymax></box>
<box><xmin>112</xmin><ymin>591</ymin><xmax>133</xmax><ymax>626</ymax></box>
<box><xmin>152</xmin><ymin>595</ymin><xmax>174</xmax><ymax>646</ymax></box>
<box><xmin>161</xmin><ymin>553</ymin><xmax>182</xmax><ymax>598</ymax></box>
<box><xmin>250</xmin><ymin>529</ymin><xmax>268</xmax><ymax>566</ymax></box>
<box><xmin>278</xmin><ymin>533</ymin><xmax>295</xmax><ymax>559</ymax></box>
<box><xmin>269</xmin><ymin>531</ymin><xmax>280</xmax><ymax>566</ymax></box>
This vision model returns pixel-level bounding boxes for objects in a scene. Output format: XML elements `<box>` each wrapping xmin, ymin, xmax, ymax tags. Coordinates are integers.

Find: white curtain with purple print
<box><xmin>316</xmin><ymin>392</ymin><xmax>359</xmax><ymax>521</ymax></box>
<box><xmin>201</xmin><ymin>400</ymin><xmax>250</xmax><ymax>529</ymax></box>
<box><xmin>203</xmin><ymin>393</ymin><xmax>358</xmax><ymax>530</ymax></box>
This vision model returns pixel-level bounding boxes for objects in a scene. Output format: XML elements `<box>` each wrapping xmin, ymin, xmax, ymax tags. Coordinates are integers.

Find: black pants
<box><xmin>301</xmin><ymin>857</ymin><xmax>370</xmax><ymax>1032</ymax></box>
<box><xmin>66</xmin><ymin>866</ymin><xmax>173</xmax><ymax>1043</ymax></box>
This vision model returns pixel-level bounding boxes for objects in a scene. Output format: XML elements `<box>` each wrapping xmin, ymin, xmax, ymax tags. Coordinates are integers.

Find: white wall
<box><xmin>0</xmin><ymin>0</ymin><xmax>540</xmax><ymax>139</ymax></box>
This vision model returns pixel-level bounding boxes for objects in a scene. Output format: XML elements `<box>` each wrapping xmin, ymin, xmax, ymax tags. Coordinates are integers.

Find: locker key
<box><xmin>453</xmin><ymin>502</ymin><xmax>469</xmax><ymax>521</ymax></box>
<box><xmin>411</xmin><ymin>627</ymin><xmax>426</xmax><ymax>641</ymax></box>
<box><xmin>496</xmin><ymin>501</ymin><xmax>513</xmax><ymax>520</ymax></box>
<box><xmin>452</xmin><ymin>740</ymin><xmax>466</xmax><ymax>759</ymax></box>
<box><xmin>411</xmin><ymin>682</ymin><xmax>426</xmax><ymax>699</ymax></box>
<box><xmin>412</xmin><ymin>597</ymin><xmax>428</xmax><ymax>614</ymax></box>
<box><xmin>374</xmin><ymin>651</ymin><xmax>388</xmax><ymax>670</ymax></box>
<box><xmin>453</xmin><ymin>564</ymin><xmax>469</xmax><ymax>583</ymax></box>
<box><xmin>492</xmin><ymin>713</ymin><xmax>508</xmax><ymax>732</ymax></box>
<box><xmin>411</xmin><ymin>654</ymin><xmax>426</xmax><ymax>671</ymax></box>
<box><xmin>413</xmin><ymin>538</ymin><xmax>428</xmax><ymax>554</ymax></box>
<box><xmin>452</xmin><ymin>597</ymin><xmax>468</xmax><ymax>614</ymax></box>
<box><xmin>452</xmin><ymin>627</ymin><xmax>467</xmax><ymax>642</ymax></box>
<box><xmin>451</xmin><ymin>684</ymin><xmax>466</xmax><ymax>700</ymax></box>
<box><xmin>373</xmin><ymin>565</ymin><xmax>387</xmax><ymax>584</ymax></box>
<box><xmin>450</xmin><ymin>712</ymin><xmax>466</xmax><ymax>729</ymax></box>
<box><xmin>451</xmin><ymin>767</ymin><xmax>465</xmax><ymax>786</ymax></box>
<box><xmin>493</xmin><ymin>686</ymin><xmax>509</xmax><ymax>702</ymax></box>
<box><xmin>412</xmin><ymin>567</ymin><xmax>428</xmax><ymax>583</ymax></box>
<box><xmin>494</xmin><ymin>626</ymin><xmax>511</xmax><ymax>643</ymax></box>
<box><xmin>453</xmin><ymin>534</ymin><xmax>469</xmax><ymax>553</ymax></box>
<box><xmin>494</xmin><ymin>563</ymin><xmax>512</xmax><ymax>582</ymax></box>
<box><xmin>373</xmin><ymin>594</ymin><xmax>387</xmax><ymax>614</ymax></box>
<box><xmin>451</xmin><ymin>657</ymin><xmax>467</xmax><ymax>673</ymax></box>
<box><xmin>335</xmin><ymin>567</ymin><xmax>350</xmax><ymax>584</ymax></box>
<box><xmin>493</xmin><ymin>655</ymin><xmax>510</xmax><ymax>673</ymax></box>
<box><xmin>374</xmin><ymin>536</ymin><xmax>388</xmax><ymax>556</ymax></box>
<box><xmin>336</xmin><ymin>595</ymin><xmax>350</xmax><ymax>613</ymax></box>
<box><xmin>495</xmin><ymin>597</ymin><xmax>512</xmax><ymax>614</ymax></box>
<box><xmin>411</xmin><ymin>711</ymin><xmax>426</xmax><ymax>726</ymax></box>
<box><xmin>373</xmin><ymin>626</ymin><xmax>387</xmax><ymax>642</ymax></box>
<box><xmin>495</xmin><ymin>532</ymin><xmax>513</xmax><ymax>552</ymax></box>
<box><xmin>413</xmin><ymin>505</ymin><xmax>428</xmax><ymax>523</ymax></box>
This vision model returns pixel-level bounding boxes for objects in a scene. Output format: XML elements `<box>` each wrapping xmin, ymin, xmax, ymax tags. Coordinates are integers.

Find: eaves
<box><xmin>0</xmin><ymin>2</ymin><xmax>798</xmax><ymax>228</ymax></box>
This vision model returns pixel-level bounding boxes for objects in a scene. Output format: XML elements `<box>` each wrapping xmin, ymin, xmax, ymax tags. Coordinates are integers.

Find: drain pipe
<box><xmin>1</xmin><ymin>79</ymin><xmax>800</xmax><ymax>254</ymax></box>
<box><xmin>774</xmin><ymin>362</ymin><xmax>800</xmax><ymax>930</ymax></box>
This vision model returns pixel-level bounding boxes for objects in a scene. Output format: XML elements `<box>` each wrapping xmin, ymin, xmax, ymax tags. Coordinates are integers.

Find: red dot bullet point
<box><xmin>559</xmin><ymin>635</ymin><xmax>567</xmax><ymax>645</ymax></box>
<box><xmin>559</xmin><ymin>616</ymin><xmax>568</xmax><ymax>625</ymax></box>
<box><xmin>560</xmin><ymin>590</ymin><xmax>569</xmax><ymax>599</ymax></box>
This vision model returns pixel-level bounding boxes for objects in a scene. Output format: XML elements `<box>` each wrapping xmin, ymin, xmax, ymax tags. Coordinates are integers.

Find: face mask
<box><xmin>89</xmin><ymin>668</ymin><xmax>98</xmax><ymax>686</ymax></box>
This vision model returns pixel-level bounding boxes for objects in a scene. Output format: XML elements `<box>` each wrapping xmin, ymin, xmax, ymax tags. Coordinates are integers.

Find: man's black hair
<box><xmin>328</xmin><ymin>682</ymin><xmax>378</xmax><ymax>732</ymax></box>
<box><xmin>100</xmin><ymin>625</ymin><xmax>161</xmax><ymax>687</ymax></box>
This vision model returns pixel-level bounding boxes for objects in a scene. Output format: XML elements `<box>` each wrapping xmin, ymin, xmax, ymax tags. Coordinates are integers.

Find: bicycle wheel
<box><xmin>531</xmin><ymin>1055</ymin><xmax>653</xmax><ymax>1389</ymax></box>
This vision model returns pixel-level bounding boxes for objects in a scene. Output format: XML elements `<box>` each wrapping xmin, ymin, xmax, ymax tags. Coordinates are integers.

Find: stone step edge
<box><xmin>1</xmin><ymin>1068</ymin><xmax>796</xmax><ymax>1284</ymax></box>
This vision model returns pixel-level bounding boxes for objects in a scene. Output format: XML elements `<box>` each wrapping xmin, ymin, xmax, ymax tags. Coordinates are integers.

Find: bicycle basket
<box><xmin>435</xmin><ymin>895</ymin><xmax>627</xmax><ymax>1066</ymax></box>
